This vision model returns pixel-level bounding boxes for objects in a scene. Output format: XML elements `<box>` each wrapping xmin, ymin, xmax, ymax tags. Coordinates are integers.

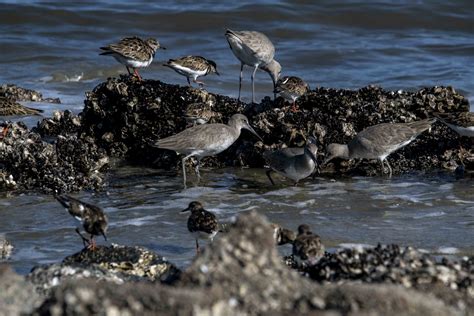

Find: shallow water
<box><xmin>0</xmin><ymin>1</ymin><xmax>473</xmax><ymax>274</ymax></box>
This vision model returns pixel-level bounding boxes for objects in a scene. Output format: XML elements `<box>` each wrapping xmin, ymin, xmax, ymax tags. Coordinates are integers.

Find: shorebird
<box><xmin>271</xmin><ymin>223</ymin><xmax>296</xmax><ymax>246</ymax></box>
<box><xmin>225</xmin><ymin>29</ymin><xmax>281</xmax><ymax>103</ymax></box>
<box><xmin>434</xmin><ymin>112</ymin><xmax>474</xmax><ymax>138</ymax></box>
<box><xmin>55</xmin><ymin>195</ymin><xmax>108</xmax><ymax>250</ymax></box>
<box><xmin>0</xmin><ymin>97</ymin><xmax>43</xmax><ymax>116</ymax></box>
<box><xmin>100</xmin><ymin>36</ymin><xmax>165</xmax><ymax>80</ymax></box>
<box><xmin>164</xmin><ymin>56</ymin><xmax>219</xmax><ymax>87</ymax></box>
<box><xmin>324</xmin><ymin>119</ymin><xmax>436</xmax><ymax>177</ymax></box>
<box><xmin>292</xmin><ymin>224</ymin><xmax>325</xmax><ymax>266</ymax></box>
<box><xmin>181</xmin><ymin>201</ymin><xmax>221</xmax><ymax>253</ymax></box>
<box><xmin>264</xmin><ymin>137</ymin><xmax>318</xmax><ymax>185</ymax></box>
<box><xmin>153</xmin><ymin>114</ymin><xmax>262</xmax><ymax>188</ymax></box>
<box><xmin>184</xmin><ymin>102</ymin><xmax>222</xmax><ymax>126</ymax></box>
<box><xmin>274</xmin><ymin>76</ymin><xmax>310</xmax><ymax>112</ymax></box>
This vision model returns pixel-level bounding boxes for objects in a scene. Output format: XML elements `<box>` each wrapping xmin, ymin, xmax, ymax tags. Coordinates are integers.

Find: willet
<box><xmin>263</xmin><ymin>137</ymin><xmax>318</xmax><ymax>185</ymax></box>
<box><xmin>54</xmin><ymin>195</ymin><xmax>108</xmax><ymax>250</ymax></box>
<box><xmin>153</xmin><ymin>114</ymin><xmax>262</xmax><ymax>187</ymax></box>
<box><xmin>181</xmin><ymin>201</ymin><xmax>221</xmax><ymax>253</ymax></box>
<box><xmin>434</xmin><ymin>112</ymin><xmax>474</xmax><ymax>137</ymax></box>
<box><xmin>164</xmin><ymin>55</ymin><xmax>219</xmax><ymax>87</ymax></box>
<box><xmin>225</xmin><ymin>29</ymin><xmax>281</xmax><ymax>103</ymax></box>
<box><xmin>100</xmin><ymin>36</ymin><xmax>165</xmax><ymax>80</ymax></box>
<box><xmin>274</xmin><ymin>76</ymin><xmax>310</xmax><ymax>112</ymax></box>
<box><xmin>324</xmin><ymin>119</ymin><xmax>436</xmax><ymax>177</ymax></box>
<box><xmin>292</xmin><ymin>224</ymin><xmax>325</xmax><ymax>267</ymax></box>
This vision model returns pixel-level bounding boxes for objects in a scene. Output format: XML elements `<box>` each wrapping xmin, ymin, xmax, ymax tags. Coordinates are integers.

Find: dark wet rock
<box><xmin>35</xmin><ymin>212</ymin><xmax>465</xmax><ymax>315</ymax></box>
<box><xmin>0</xmin><ymin>96</ymin><xmax>43</xmax><ymax>116</ymax></box>
<box><xmin>287</xmin><ymin>244</ymin><xmax>473</xmax><ymax>297</ymax></box>
<box><xmin>81</xmin><ymin>77</ymin><xmax>471</xmax><ymax>175</ymax></box>
<box><xmin>0</xmin><ymin>265</ymin><xmax>43</xmax><ymax>315</ymax></box>
<box><xmin>0</xmin><ymin>83</ymin><xmax>60</xmax><ymax>103</ymax></box>
<box><xmin>62</xmin><ymin>244</ymin><xmax>181</xmax><ymax>283</ymax></box>
<box><xmin>34</xmin><ymin>110</ymin><xmax>82</xmax><ymax>137</ymax></box>
<box><xmin>0</xmin><ymin>121</ymin><xmax>107</xmax><ymax>193</ymax></box>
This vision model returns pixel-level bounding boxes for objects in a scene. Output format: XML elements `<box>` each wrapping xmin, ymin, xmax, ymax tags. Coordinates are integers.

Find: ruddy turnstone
<box><xmin>164</xmin><ymin>56</ymin><xmax>219</xmax><ymax>87</ymax></box>
<box><xmin>0</xmin><ymin>97</ymin><xmax>43</xmax><ymax>116</ymax></box>
<box><xmin>324</xmin><ymin>119</ymin><xmax>435</xmax><ymax>177</ymax></box>
<box><xmin>225</xmin><ymin>29</ymin><xmax>281</xmax><ymax>103</ymax></box>
<box><xmin>274</xmin><ymin>76</ymin><xmax>309</xmax><ymax>112</ymax></box>
<box><xmin>271</xmin><ymin>223</ymin><xmax>296</xmax><ymax>246</ymax></box>
<box><xmin>55</xmin><ymin>195</ymin><xmax>108</xmax><ymax>250</ymax></box>
<box><xmin>153</xmin><ymin>114</ymin><xmax>262</xmax><ymax>188</ymax></box>
<box><xmin>264</xmin><ymin>137</ymin><xmax>318</xmax><ymax>186</ymax></box>
<box><xmin>292</xmin><ymin>224</ymin><xmax>325</xmax><ymax>266</ymax></box>
<box><xmin>181</xmin><ymin>201</ymin><xmax>220</xmax><ymax>253</ymax></box>
<box><xmin>434</xmin><ymin>112</ymin><xmax>474</xmax><ymax>138</ymax></box>
<box><xmin>100</xmin><ymin>36</ymin><xmax>165</xmax><ymax>80</ymax></box>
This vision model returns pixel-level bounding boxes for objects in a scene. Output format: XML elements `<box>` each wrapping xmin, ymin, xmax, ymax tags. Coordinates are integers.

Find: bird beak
<box><xmin>160</xmin><ymin>46</ymin><xmax>166</xmax><ymax>50</ymax></box>
<box><xmin>215</xmin><ymin>70</ymin><xmax>220</xmax><ymax>76</ymax></box>
<box><xmin>101</xmin><ymin>230</ymin><xmax>107</xmax><ymax>241</ymax></box>
<box><xmin>244</xmin><ymin>124</ymin><xmax>263</xmax><ymax>142</ymax></box>
<box><xmin>181</xmin><ymin>207</ymin><xmax>190</xmax><ymax>213</ymax></box>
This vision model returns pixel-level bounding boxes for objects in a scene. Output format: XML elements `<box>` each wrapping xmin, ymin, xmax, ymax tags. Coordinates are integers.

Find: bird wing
<box><xmin>263</xmin><ymin>149</ymin><xmax>295</xmax><ymax>172</ymax></box>
<box><xmin>188</xmin><ymin>210</ymin><xmax>218</xmax><ymax>234</ymax></box>
<box><xmin>101</xmin><ymin>37</ymin><xmax>151</xmax><ymax>60</ymax></box>
<box><xmin>226</xmin><ymin>29</ymin><xmax>275</xmax><ymax>62</ymax></box>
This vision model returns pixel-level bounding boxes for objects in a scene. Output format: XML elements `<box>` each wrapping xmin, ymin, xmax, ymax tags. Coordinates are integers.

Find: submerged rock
<box><xmin>34</xmin><ymin>110</ymin><xmax>82</xmax><ymax>138</ymax></box>
<box><xmin>0</xmin><ymin>122</ymin><xmax>107</xmax><ymax>193</ymax></box>
<box><xmin>81</xmin><ymin>77</ymin><xmax>471</xmax><ymax>175</ymax></box>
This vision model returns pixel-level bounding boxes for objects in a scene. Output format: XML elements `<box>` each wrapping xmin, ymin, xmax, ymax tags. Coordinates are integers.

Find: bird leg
<box><xmin>187</xmin><ymin>77</ymin><xmax>191</xmax><ymax>86</ymax></box>
<box><xmin>87</xmin><ymin>235</ymin><xmax>98</xmax><ymax>251</ymax></box>
<box><xmin>182</xmin><ymin>157</ymin><xmax>188</xmax><ymax>189</ymax></box>
<box><xmin>1</xmin><ymin>126</ymin><xmax>9</xmax><ymax>139</ymax></box>
<box><xmin>382</xmin><ymin>159</ymin><xmax>393</xmax><ymax>178</ymax></box>
<box><xmin>266</xmin><ymin>170</ymin><xmax>276</xmax><ymax>185</ymax></box>
<box><xmin>193</xmin><ymin>78</ymin><xmax>206</xmax><ymax>87</ymax></box>
<box><xmin>75</xmin><ymin>228</ymin><xmax>90</xmax><ymax>247</ymax></box>
<box><xmin>238</xmin><ymin>63</ymin><xmax>244</xmax><ymax>103</ymax></box>
<box><xmin>290</xmin><ymin>101</ymin><xmax>299</xmax><ymax>112</ymax></box>
<box><xmin>133</xmin><ymin>68</ymin><xmax>143</xmax><ymax>81</ymax></box>
<box><xmin>194</xmin><ymin>159</ymin><xmax>201</xmax><ymax>183</ymax></box>
<box><xmin>195</xmin><ymin>239</ymin><xmax>200</xmax><ymax>254</ymax></box>
<box><xmin>251</xmin><ymin>65</ymin><xmax>258</xmax><ymax>104</ymax></box>
<box><xmin>126</xmin><ymin>66</ymin><xmax>132</xmax><ymax>75</ymax></box>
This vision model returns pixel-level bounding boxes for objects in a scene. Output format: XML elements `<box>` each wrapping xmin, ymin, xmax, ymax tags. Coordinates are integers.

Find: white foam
<box><xmin>338</xmin><ymin>243</ymin><xmax>373</xmax><ymax>250</ymax></box>
<box><xmin>413</xmin><ymin>211</ymin><xmax>445</xmax><ymax>219</ymax></box>
<box><xmin>437</xmin><ymin>247</ymin><xmax>459</xmax><ymax>255</ymax></box>
<box><xmin>111</xmin><ymin>214</ymin><xmax>160</xmax><ymax>227</ymax></box>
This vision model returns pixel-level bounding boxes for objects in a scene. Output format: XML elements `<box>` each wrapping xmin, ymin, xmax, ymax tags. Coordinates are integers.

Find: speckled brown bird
<box><xmin>100</xmin><ymin>36</ymin><xmax>165</xmax><ymax>80</ymax></box>
<box><xmin>164</xmin><ymin>56</ymin><xmax>219</xmax><ymax>87</ymax></box>
<box><xmin>55</xmin><ymin>195</ymin><xmax>108</xmax><ymax>250</ymax></box>
<box><xmin>271</xmin><ymin>223</ymin><xmax>296</xmax><ymax>246</ymax></box>
<box><xmin>292</xmin><ymin>224</ymin><xmax>325</xmax><ymax>266</ymax></box>
<box><xmin>181</xmin><ymin>201</ymin><xmax>220</xmax><ymax>253</ymax></box>
<box><xmin>274</xmin><ymin>76</ymin><xmax>309</xmax><ymax>112</ymax></box>
<box><xmin>184</xmin><ymin>102</ymin><xmax>222</xmax><ymax>126</ymax></box>
<box><xmin>0</xmin><ymin>96</ymin><xmax>43</xmax><ymax>116</ymax></box>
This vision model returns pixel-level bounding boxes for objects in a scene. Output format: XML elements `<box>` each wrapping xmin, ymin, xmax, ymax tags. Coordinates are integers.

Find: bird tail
<box><xmin>408</xmin><ymin>118</ymin><xmax>436</xmax><ymax>133</ymax></box>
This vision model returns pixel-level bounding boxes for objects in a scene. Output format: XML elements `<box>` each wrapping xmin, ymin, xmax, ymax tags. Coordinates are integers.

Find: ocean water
<box><xmin>0</xmin><ymin>1</ymin><xmax>473</xmax><ymax>274</ymax></box>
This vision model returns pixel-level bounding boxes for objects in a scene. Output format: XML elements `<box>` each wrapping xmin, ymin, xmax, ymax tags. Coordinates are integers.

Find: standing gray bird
<box><xmin>324</xmin><ymin>119</ymin><xmax>435</xmax><ymax>177</ymax></box>
<box><xmin>264</xmin><ymin>137</ymin><xmax>318</xmax><ymax>186</ymax></box>
<box><xmin>434</xmin><ymin>112</ymin><xmax>474</xmax><ymax>137</ymax></box>
<box><xmin>154</xmin><ymin>114</ymin><xmax>262</xmax><ymax>188</ymax></box>
<box><xmin>292</xmin><ymin>224</ymin><xmax>325</xmax><ymax>267</ymax></box>
<box><xmin>100</xmin><ymin>36</ymin><xmax>165</xmax><ymax>80</ymax></box>
<box><xmin>181</xmin><ymin>201</ymin><xmax>221</xmax><ymax>253</ymax></box>
<box><xmin>225</xmin><ymin>29</ymin><xmax>281</xmax><ymax>103</ymax></box>
<box><xmin>55</xmin><ymin>195</ymin><xmax>108</xmax><ymax>250</ymax></box>
<box><xmin>164</xmin><ymin>55</ymin><xmax>219</xmax><ymax>87</ymax></box>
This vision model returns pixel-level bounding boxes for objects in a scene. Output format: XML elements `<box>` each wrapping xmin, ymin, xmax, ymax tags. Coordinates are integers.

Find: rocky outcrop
<box><xmin>0</xmin><ymin>122</ymin><xmax>107</xmax><ymax>193</ymax></box>
<box><xmin>0</xmin><ymin>83</ymin><xmax>60</xmax><ymax>103</ymax></box>
<box><xmin>33</xmin><ymin>212</ymin><xmax>470</xmax><ymax>315</ymax></box>
<box><xmin>81</xmin><ymin>76</ymin><xmax>472</xmax><ymax>175</ymax></box>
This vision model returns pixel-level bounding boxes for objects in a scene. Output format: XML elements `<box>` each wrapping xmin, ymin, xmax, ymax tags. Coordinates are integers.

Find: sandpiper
<box><xmin>181</xmin><ymin>201</ymin><xmax>220</xmax><ymax>253</ymax></box>
<box><xmin>324</xmin><ymin>119</ymin><xmax>435</xmax><ymax>177</ymax></box>
<box><xmin>153</xmin><ymin>114</ymin><xmax>262</xmax><ymax>187</ymax></box>
<box><xmin>274</xmin><ymin>76</ymin><xmax>310</xmax><ymax>112</ymax></box>
<box><xmin>164</xmin><ymin>56</ymin><xmax>219</xmax><ymax>87</ymax></box>
<box><xmin>55</xmin><ymin>195</ymin><xmax>108</xmax><ymax>250</ymax></box>
<box><xmin>184</xmin><ymin>102</ymin><xmax>222</xmax><ymax>126</ymax></box>
<box><xmin>100</xmin><ymin>36</ymin><xmax>165</xmax><ymax>80</ymax></box>
<box><xmin>0</xmin><ymin>97</ymin><xmax>43</xmax><ymax>116</ymax></box>
<box><xmin>264</xmin><ymin>137</ymin><xmax>318</xmax><ymax>186</ymax></box>
<box><xmin>225</xmin><ymin>29</ymin><xmax>281</xmax><ymax>103</ymax></box>
<box><xmin>434</xmin><ymin>112</ymin><xmax>474</xmax><ymax>137</ymax></box>
<box><xmin>271</xmin><ymin>223</ymin><xmax>296</xmax><ymax>246</ymax></box>
<box><xmin>292</xmin><ymin>224</ymin><xmax>325</xmax><ymax>266</ymax></box>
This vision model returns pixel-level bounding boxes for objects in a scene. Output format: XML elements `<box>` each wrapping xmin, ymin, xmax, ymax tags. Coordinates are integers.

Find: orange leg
<box><xmin>290</xmin><ymin>101</ymin><xmax>299</xmax><ymax>112</ymax></box>
<box><xmin>133</xmin><ymin>68</ymin><xmax>143</xmax><ymax>81</ymax></box>
<box><xmin>1</xmin><ymin>126</ymin><xmax>9</xmax><ymax>139</ymax></box>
